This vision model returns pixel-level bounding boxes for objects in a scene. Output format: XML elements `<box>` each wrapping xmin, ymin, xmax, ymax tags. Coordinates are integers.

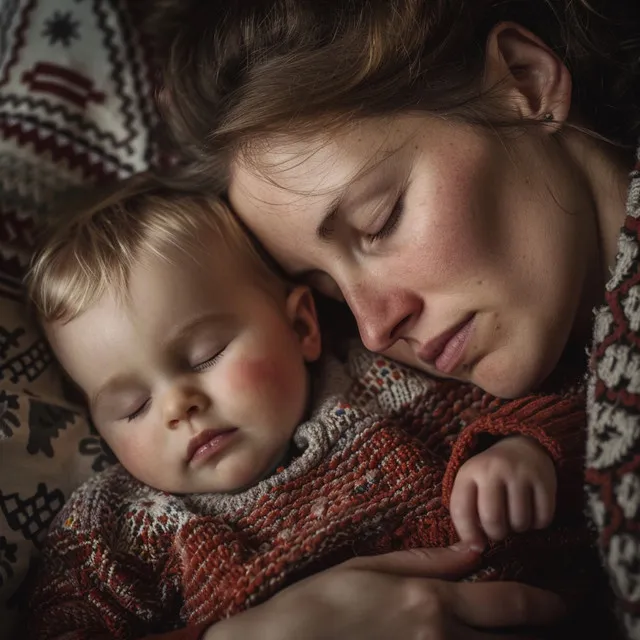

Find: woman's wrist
<box><xmin>200</xmin><ymin>605</ymin><xmax>275</xmax><ymax>640</ymax></box>
<box><xmin>201</xmin><ymin>620</ymin><xmax>234</xmax><ymax>640</ymax></box>
<box><xmin>201</xmin><ymin>619</ymin><xmax>239</xmax><ymax>640</ymax></box>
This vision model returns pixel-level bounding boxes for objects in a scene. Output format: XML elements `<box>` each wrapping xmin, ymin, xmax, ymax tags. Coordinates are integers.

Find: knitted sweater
<box><xmin>587</xmin><ymin>150</ymin><xmax>640</xmax><ymax>639</ymax></box>
<box><xmin>30</xmin><ymin>348</ymin><xmax>599</xmax><ymax>640</ymax></box>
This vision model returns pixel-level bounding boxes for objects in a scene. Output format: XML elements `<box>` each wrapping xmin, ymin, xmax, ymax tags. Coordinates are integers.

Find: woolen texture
<box><xmin>588</xmin><ymin>147</ymin><xmax>640</xmax><ymax>639</ymax></box>
<box><xmin>29</xmin><ymin>347</ymin><xmax>604</xmax><ymax>639</ymax></box>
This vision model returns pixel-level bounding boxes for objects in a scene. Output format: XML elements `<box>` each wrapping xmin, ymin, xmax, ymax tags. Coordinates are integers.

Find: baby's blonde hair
<box><xmin>26</xmin><ymin>173</ymin><xmax>279</xmax><ymax>324</ymax></box>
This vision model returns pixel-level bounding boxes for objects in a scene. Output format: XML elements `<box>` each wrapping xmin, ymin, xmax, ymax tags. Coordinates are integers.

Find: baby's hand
<box><xmin>449</xmin><ymin>436</ymin><xmax>556</xmax><ymax>549</ymax></box>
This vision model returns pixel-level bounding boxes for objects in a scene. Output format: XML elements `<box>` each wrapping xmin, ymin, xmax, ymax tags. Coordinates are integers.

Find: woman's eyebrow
<box><xmin>316</xmin><ymin>196</ymin><xmax>343</xmax><ymax>241</ymax></box>
<box><xmin>314</xmin><ymin>139</ymin><xmax>407</xmax><ymax>242</ymax></box>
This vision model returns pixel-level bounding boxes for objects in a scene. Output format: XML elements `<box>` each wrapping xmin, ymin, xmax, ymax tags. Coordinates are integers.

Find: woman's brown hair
<box><xmin>150</xmin><ymin>0</ymin><xmax>640</xmax><ymax>189</ymax></box>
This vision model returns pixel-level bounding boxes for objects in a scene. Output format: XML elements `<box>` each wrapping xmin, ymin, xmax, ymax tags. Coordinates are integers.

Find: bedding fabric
<box><xmin>0</xmin><ymin>1</ymin><xmax>157</xmax><ymax>637</ymax></box>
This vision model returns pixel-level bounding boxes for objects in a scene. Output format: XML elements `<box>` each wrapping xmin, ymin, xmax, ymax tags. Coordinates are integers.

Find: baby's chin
<box><xmin>194</xmin><ymin>445</ymin><xmax>293</xmax><ymax>495</ymax></box>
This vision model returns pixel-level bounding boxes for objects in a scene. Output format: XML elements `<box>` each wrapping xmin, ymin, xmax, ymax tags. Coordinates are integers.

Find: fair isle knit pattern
<box><xmin>31</xmin><ymin>347</ymin><xmax>596</xmax><ymax>640</ymax></box>
<box><xmin>587</xmin><ymin>147</ymin><xmax>640</xmax><ymax>639</ymax></box>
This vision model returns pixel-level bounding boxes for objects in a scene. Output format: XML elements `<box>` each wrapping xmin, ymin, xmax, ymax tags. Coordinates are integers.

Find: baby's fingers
<box><xmin>478</xmin><ymin>480</ymin><xmax>509</xmax><ymax>541</ymax></box>
<box><xmin>533</xmin><ymin>480</ymin><xmax>556</xmax><ymax>529</ymax></box>
<box><xmin>507</xmin><ymin>483</ymin><xmax>533</xmax><ymax>533</ymax></box>
<box><xmin>450</xmin><ymin>477</ymin><xmax>485</xmax><ymax>550</ymax></box>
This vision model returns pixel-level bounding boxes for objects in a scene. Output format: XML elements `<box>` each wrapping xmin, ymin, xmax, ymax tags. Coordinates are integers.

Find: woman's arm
<box><xmin>54</xmin><ymin>547</ymin><xmax>559</xmax><ymax>640</ymax></box>
<box><xmin>201</xmin><ymin>547</ymin><xmax>564</xmax><ymax>640</ymax></box>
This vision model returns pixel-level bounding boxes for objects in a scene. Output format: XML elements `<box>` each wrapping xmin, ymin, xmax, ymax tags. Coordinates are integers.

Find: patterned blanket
<box><xmin>0</xmin><ymin>2</ymin><xmax>157</xmax><ymax>636</ymax></box>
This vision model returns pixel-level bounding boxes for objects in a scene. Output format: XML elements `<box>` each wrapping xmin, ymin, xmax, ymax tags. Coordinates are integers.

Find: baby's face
<box><xmin>47</xmin><ymin>245</ymin><xmax>320</xmax><ymax>494</ymax></box>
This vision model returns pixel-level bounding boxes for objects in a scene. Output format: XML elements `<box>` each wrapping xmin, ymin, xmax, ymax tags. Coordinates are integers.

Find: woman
<box><xmin>153</xmin><ymin>0</ymin><xmax>640</xmax><ymax>637</ymax></box>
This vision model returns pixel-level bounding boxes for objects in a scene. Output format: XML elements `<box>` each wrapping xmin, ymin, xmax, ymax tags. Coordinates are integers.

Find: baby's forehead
<box><xmin>43</xmin><ymin>293</ymin><xmax>125</xmax><ymax>384</ymax></box>
<box><xmin>43</xmin><ymin>222</ymin><xmax>284</xmax><ymax>369</ymax></box>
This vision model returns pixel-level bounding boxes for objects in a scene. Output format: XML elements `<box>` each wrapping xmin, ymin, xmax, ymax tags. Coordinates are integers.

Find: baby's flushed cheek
<box><xmin>226</xmin><ymin>356</ymin><xmax>305</xmax><ymax>415</ymax></box>
<box><xmin>231</xmin><ymin>356</ymin><xmax>283</xmax><ymax>388</ymax></box>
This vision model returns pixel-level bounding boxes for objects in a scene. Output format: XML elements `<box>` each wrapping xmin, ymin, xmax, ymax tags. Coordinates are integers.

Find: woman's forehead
<box><xmin>228</xmin><ymin>150</ymin><xmax>343</xmax><ymax>267</ymax></box>
<box><xmin>229</xmin><ymin>117</ymin><xmax>415</xmax><ymax>211</ymax></box>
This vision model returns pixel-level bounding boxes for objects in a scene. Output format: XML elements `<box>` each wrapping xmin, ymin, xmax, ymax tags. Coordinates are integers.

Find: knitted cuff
<box><xmin>441</xmin><ymin>394</ymin><xmax>586</xmax><ymax>508</ymax></box>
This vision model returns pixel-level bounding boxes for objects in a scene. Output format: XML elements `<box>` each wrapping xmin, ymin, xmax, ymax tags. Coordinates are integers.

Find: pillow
<box><xmin>0</xmin><ymin>2</ymin><xmax>158</xmax><ymax>636</ymax></box>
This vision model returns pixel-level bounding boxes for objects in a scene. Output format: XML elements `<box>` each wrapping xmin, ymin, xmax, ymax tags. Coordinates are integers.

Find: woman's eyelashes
<box><xmin>368</xmin><ymin>191</ymin><xmax>405</xmax><ymax>243</ymax></box>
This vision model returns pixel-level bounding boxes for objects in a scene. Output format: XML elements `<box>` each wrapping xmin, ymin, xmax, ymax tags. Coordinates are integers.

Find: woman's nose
<box><xmin>348</xmin><ymin>287</ymin><xmax>421</xmax><ymax>353</ymax></box>
<box><xmin>163</xmin><ymin>384</ymin><xmax>210</xmax><ymax>429</ymax></box>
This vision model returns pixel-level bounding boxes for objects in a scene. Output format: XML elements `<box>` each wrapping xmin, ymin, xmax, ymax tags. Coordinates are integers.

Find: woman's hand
<box><xmin>203</xmin><ymin>546</ymin><xmax>566</xmax><ymax>640</ymax></box>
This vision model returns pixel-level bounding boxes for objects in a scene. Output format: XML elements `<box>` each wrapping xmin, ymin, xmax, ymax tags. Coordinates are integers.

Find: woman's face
<box><xmin>229</xmin><ymin>115</ymin><xmax>599</xmax><ymax>398</ymax></box>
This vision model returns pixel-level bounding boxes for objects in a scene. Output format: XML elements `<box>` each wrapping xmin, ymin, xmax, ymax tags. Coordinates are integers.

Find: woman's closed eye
<box><xmin>368</xmin><ymin>191</ymin><xmax>405</xmax><ymax>243</ymax></box>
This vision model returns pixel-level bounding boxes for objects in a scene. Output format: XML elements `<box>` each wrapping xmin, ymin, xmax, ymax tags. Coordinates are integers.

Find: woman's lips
<box><xmin>187</xmin><ymin>428</ymin><xmax>238</xmax><ymax>465</ymax></box>
<box><xmin>418</xmin><ymin>314</ymin><xmax>476</xmax><ymax>375</ymax></box>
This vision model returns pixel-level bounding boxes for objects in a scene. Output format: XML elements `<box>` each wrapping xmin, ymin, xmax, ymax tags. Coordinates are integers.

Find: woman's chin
<box><xmin>471</xmin><ymin>348</ymin><xmax>558</xmax><ymax>399</ymax></box>
<box><xmin>380</xmin><ymin>338</ymin><xmax>561</xmax><ymax>399</ymax></box>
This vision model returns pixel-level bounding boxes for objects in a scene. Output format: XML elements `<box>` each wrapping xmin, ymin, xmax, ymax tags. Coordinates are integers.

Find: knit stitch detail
<box><xmin>29</xmin><ymin>346</ymin><xmax>606</xmax><ymax>639</ymax></box>
<box><xmin>587</xmin><ymin>151</ymin><xmax>640</xmax><ymax>639</ymax></box>
<box><xmin>442</xmin><ymin>394</ymin><xmax>586</xmax><ymax>508</ymax></box>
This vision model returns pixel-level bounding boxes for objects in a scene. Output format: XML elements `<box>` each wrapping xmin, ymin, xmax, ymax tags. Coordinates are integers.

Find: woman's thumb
<box><xmin>345</xmin><ymin>545</ymin><xmax>481</xmax><ymax>579</ymax></box>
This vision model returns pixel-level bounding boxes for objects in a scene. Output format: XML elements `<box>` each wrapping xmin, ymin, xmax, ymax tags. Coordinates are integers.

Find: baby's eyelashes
<box><xmin>124</xmin><ymin>398</ymin><xmax>151</xmax><ymax>422</ymax></box>
<box><xmin>191</xmin><ymin>347</ymin><xmax>226</xmax><ymax>372</ymax></box>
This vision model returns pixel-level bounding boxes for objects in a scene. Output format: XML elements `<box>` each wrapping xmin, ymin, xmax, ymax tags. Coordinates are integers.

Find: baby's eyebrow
<box><xmin>91</xmin><ymin>376</ymin><xmax>140</xmax><ymax>415</ymax></box>
<box><xmin>163</xmin><ymin>312</ymin><xmax>229</xmax><ymax>349</ymax></box>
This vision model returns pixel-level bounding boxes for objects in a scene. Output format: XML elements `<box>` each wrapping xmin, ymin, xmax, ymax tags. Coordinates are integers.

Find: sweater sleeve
<box><xmin>441</xmin><ymin>393</ymin><xmax>586</xmax><ymax>508</ymax></box>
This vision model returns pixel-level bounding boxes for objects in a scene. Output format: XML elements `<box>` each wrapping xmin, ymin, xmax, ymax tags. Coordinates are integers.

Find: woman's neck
<box><xmin>544</xmin><ymin>129</ymin><xmax>632</xmax><ymax>384</ymax></box>
<box><xmin>564</xmin><ymin>130</ymin><xmax>632</xmax><ymax>276</ymax></box>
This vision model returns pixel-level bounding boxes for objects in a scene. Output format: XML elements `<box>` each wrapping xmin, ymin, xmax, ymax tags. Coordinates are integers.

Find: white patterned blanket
<box><xmin>0</xmin><ymin>2</ymin><xmax>157</xmax><ymax>636</ymax></box>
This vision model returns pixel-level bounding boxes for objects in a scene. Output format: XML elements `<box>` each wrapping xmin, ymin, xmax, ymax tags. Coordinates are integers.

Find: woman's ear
<box><xmin>483</xmin><ymin>22</ymin><xmax>572</xmax><ymax>131</ymax></box>
<box><xmin>286</xmin><ymin>286</ymin><xmax>322</xmax><ymax>362</ymax></box>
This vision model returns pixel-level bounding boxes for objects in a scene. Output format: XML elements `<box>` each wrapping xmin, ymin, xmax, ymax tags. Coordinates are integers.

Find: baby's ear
<box><xmin>286</xmin><ymin>286</ymin><xmax>322</xmax><ymax>362</ymax></box>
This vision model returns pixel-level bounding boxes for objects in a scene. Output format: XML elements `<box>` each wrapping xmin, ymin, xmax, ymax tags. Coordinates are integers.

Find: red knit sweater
<box><xmin>29</xmin><ymin>348</ymin><xmax>602</xmax><ymax>640</ymax></box>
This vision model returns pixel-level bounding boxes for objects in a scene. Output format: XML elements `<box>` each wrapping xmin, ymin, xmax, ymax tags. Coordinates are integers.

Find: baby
<box><xmin>26</xmin><ymin>175</ymin><xmax>598</xmax><ymax>639</ymax></box>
